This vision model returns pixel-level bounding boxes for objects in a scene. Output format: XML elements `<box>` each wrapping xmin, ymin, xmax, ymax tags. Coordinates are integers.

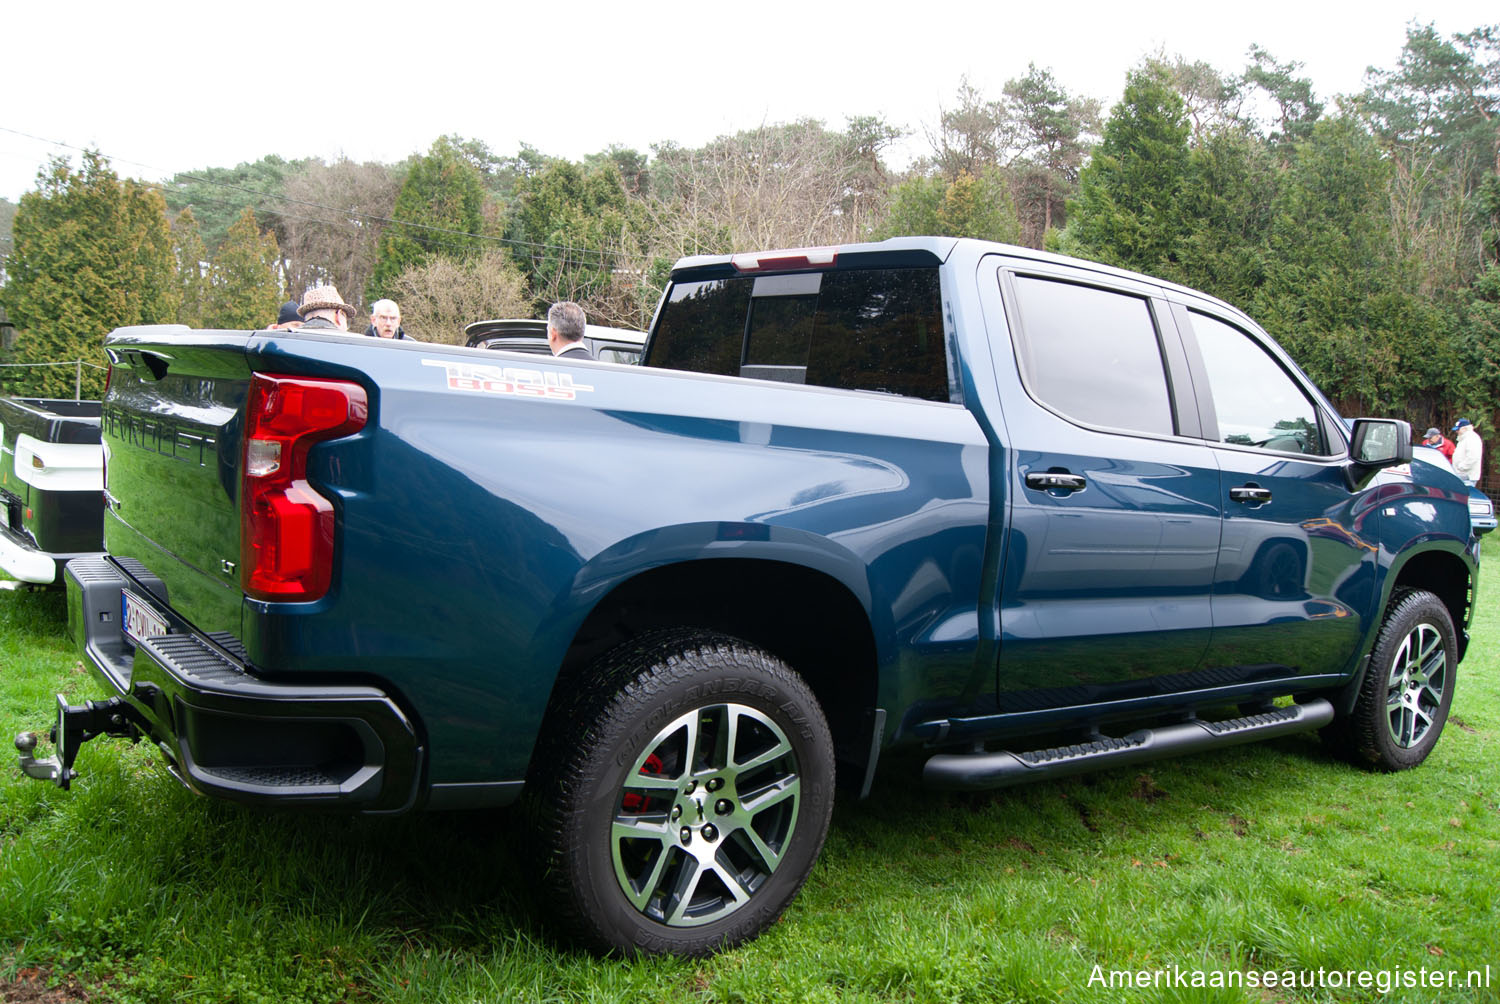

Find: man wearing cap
<box><xmin>1422</xmin><ymin>427</ymin><xmax>1455</xmax><ymax>462</ymax></box>
<box><xmin>546</xmin><ymin>301</ymin><xmax>592</xmax><ymax>359</ymax></box>
<box><xmin>269</xmin><ymin>300</ymin><xmax>303</xmax><ymax>330</ymax></box>
<box><xmin>1452</xmin><ymin>418</ymin><xmax>1483</xmax><ymax>485</ymax></box>
<box><xmin>298</xmin><ymin>285</ymin><xmax>359</xmax><ymax>332</ymax></box>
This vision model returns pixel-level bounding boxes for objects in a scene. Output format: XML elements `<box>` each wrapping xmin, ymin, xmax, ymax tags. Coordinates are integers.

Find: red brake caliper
<box><xmin>621</xmin><ymin>753</ymin><xmax>664</xmax><ymax>814</ymax></box>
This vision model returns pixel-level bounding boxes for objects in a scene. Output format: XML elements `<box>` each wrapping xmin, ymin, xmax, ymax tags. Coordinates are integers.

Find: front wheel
<box><xmin>1331</xmin><ymin>588</ymin><xmax>1457</xmax><ymax>771</ymax></box>
<box><xmin>531</xmin><ymin>630</ymin><xmax>834</xmax><ymax>956</ymax></box>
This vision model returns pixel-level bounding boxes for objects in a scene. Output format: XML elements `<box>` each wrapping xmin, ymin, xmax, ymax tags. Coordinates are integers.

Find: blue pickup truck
<box><xmin>16</xmin><ymin>238</ymin><xmax>1478</xmax><ymax>956</ymax></box>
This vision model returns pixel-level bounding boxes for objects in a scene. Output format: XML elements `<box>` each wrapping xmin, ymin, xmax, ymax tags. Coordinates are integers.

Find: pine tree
<box><xmin>206</xmin><ymin>208</ymin><xmax>283</xmax><ymax>329</ymax></box>
<box><xmin>509</xmin><ymin>159</ymin><xmax>635</xmax><ymax>308</ymax></box>
<box><xmin>368</xmin><ymin>137</ymin><xmax>487</xmax><ymax>300</ymax></box>
<box><xmin>937</xmin><ymin>171</ymin><xmax>1022</xmax><ymax>243</ymax></box>
<box><xmin>1060</xmin><ymin>64</ymin><xmax>1193</xmax><ymax>277</ymax></box>
<box><xmin>2</xmin><ymin>151</ymin><xmax>176</xmax><ymax>398</ymax></box>
<box><xmin>174</xmin><ymin>207</ymin><xmax>210</xmax><ymax>327</ymax></box>
<box><xmin>876</xmin><ymin>170</ymin><xmax>1021</xmax><ymax>243</ymax></box>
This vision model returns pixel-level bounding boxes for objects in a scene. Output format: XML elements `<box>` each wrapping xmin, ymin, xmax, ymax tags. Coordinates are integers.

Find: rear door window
<box><xmin>1008</xmin><ymin>274</ymin><xmax>1175</xmax><ymax>436</ymax></box>
<box><xmin>648</xmin><ymin>268</ymin><xmax>950</xmax><ymax>402</ymax></box>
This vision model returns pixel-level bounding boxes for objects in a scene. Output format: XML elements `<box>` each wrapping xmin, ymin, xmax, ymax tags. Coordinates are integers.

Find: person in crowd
<box><xmin>364</xmin><ymin>299</ymin><xmax>414</xmax><ymax>339</ymax></box>
<box><xmin>546</xmin><ymin>301</ymin><xmax>592</xmax><ymax>359</ymax></box>
<box><xmin>1451</xmin><ymin>418</ymin><xmax>1483</xmax><ymax>485</ymax></box>
<box><xmin>1423</xmin><ymin>426</ymin><xmax>1455</xmax><ymax>462</ymax></box>
<box><xmin>297</xmin><ymin>285</ymin><xmax>358</xmax><ymax>332</ymax></box>
<box><xmin>270</xmin><ymin>300</ymin><xmax>303</xmax><ymax>330</ymax></box>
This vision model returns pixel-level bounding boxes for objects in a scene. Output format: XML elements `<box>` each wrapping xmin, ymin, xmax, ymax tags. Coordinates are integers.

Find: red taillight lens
<box><xmin>729</xmin><ymin>247</ymin><xmax>838</xmax><ymax>272</ymax></box>
<box><xmin>241</xmin><ymin>374</ymin><xmax>368</xmax><ymax>602</ymax></box>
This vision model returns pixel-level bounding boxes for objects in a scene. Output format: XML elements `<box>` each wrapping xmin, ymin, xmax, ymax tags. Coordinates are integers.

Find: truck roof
<box><xmin>668</xmin><ymin>236</ymin><xmax>1251</xmax><ymax>324</ymax></box>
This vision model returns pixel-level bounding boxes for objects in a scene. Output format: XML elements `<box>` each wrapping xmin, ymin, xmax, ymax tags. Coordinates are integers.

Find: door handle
<box><xmin>1230</xmin><ymin>485</ymin><xmax>1273</xmax><ymax>505</ymax></box>
<box><xmin>1025</xmin><ymin>471</ymin><xmax>1087</xmax><ymax>493</ymax></box>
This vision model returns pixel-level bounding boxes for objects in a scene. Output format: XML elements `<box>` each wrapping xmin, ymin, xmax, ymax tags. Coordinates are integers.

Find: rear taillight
<box><xmin>241</xmin><ymin>373</ymin><xmax>368</xmax><ymax>602</ymax></box>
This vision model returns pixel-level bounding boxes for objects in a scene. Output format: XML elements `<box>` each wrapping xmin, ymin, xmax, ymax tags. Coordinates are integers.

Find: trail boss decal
<box><xmin>422</xmin><ymin>360</ymin><xmax>595</xmax><ymax>401</ymax></box>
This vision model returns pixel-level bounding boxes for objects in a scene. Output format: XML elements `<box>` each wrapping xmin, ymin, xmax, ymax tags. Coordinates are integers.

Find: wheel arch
<box><xmin>1385</xmin><ymin>543</ymin><xmax>1475</xmax><ymax>657</ymax></box>
<box><xmin>530</xmin><ymin>553</ymin><xmax>883</xmax><ymax>789</ymax></box>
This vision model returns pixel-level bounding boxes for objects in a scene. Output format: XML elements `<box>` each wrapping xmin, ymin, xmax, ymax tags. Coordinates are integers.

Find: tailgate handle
<box><xmin>116</xmin><ymin>349</ymin><xmax>171</xmax><ymax>381</ymax></box>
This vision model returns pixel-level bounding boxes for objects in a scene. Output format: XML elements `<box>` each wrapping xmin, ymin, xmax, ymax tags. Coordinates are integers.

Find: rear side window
<box><xmin>1009</xmin><ymin>275</ymin><xmax>1174</xmax><ymax>436</ymax></box>
<box><xmin>648</xmin><ymin>268</ymin><xmax>949</xmax><ymax>402</ymax></box>
<box><xmin>649</xmin><ymin>279</ymin><xmax>749</xmax><ymax>376</ymax></box>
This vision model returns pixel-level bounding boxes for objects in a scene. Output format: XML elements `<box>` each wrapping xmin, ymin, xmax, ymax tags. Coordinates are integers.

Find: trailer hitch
<box><xmin>14</xmin><ymin>694</ymin><xmax>144</xmax><ymax>789</ymax></box>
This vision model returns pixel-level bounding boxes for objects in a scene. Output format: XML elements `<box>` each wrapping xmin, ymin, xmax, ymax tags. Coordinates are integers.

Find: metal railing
<box><xmin>0</xmin><ymin>360</ymin><xmax>108</xmax><ymax>400</ymax></box>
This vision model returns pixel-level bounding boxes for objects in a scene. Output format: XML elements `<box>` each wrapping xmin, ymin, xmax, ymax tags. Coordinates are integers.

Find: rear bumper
<box><xmin>64</xmin><ymin>555</ymin><xmax>424</xmax><ymax>812</ymax></box>
<box><xmin>1</xmin><ymin>482</ymin><xmax>105</xmax><ymax>583</ymax></box>
<box><xmin>1</xmin><ymin>525</ymin><xmax>101</xmax><ymax>585</ymax></box>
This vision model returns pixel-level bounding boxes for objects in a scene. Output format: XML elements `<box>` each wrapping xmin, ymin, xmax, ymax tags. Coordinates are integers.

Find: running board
<box><xmin>922</xmin><ymin>699</ymin><xmax>1334</xmax><ymax>791</ymax></box>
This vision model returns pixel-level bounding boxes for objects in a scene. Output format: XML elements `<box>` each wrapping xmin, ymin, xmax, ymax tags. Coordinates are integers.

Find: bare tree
<box><xmin>643</xmin><ymin>120</ymin><xmax>883</xmax><ymax>258</ymax></box>
<box><xmin>927</xmin><ymin>77</ymin><xmax>1020</xmax><ymax>182</ymax></box>
<box><xmin>385</xmin><ymin>247</ymin><xmax>532</xmax><ymax>344</ymax></box>
<box><xmin>277</xmin><ymin>158</ymin><xmax>400</xmax><ymax>307</ymax></box>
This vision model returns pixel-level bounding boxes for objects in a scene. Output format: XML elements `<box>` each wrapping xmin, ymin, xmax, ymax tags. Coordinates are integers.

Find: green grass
<box><xmin>3</xmin><ymin>551</ymin><xmax>1499</xmax><ymax>1004</ymax></box>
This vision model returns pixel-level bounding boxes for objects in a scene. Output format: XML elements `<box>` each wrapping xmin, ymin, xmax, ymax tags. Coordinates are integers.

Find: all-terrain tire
<box><xmin>1330</xmin><ymin>588</ymin><xmax>1457</xmax><ymax>771</ymax></box>
<box><xmin>529</xmin><ymin>629</ymin><xmax>835</xmax><ymax>956</ymax></box>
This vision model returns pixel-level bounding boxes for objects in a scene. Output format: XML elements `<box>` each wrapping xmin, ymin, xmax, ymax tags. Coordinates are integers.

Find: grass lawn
<box><xmin>1</xmin><ymin>546</ymin><xmax>1497</xmax><ymax>1003</ymax></box>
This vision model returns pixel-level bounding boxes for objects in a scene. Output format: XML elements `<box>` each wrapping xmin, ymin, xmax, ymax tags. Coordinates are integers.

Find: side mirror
<box><xmin>1346</xmin><ymin>418</ymin><xmax>1412</xmax><ymax>489</ymax></box>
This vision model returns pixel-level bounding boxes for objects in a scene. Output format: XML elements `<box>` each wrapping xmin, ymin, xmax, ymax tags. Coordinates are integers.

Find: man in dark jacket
<box><xmin>365</xmin><ymin>299</ymin><xmax>415</xmax><ymax>340</ymax></box>
<box><xmin>271</xmin><ymin>300</ymin><xmax>303</xmax><ymax>330</ymax></box>
<box><xmin>546</xmin><ymin>301</ymin><xmax>592</xmax><ymax>359</ymax></box>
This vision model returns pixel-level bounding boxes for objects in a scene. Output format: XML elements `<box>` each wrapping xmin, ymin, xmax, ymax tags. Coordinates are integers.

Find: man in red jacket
<box><xmin>1424</xmin><ymin>427</ymin><xmax>1456</xmax><ymax>462</ymax></box>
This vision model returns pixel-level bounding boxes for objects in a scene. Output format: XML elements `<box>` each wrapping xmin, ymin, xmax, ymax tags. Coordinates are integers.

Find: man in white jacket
<box><xmin>1451</xmin><ymin>418</ymin><xmax>1483</xmax><ymax>485</ymax></box>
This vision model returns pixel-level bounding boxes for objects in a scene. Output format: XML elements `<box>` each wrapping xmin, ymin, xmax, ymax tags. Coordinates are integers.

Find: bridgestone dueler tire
<box><xmin>530</xmin><ymin>629</ymin><xmax>835</xmax><ymax>956</ymax></box>
<box><xmin>1334</xmin><ymin>588</ymin><xmax>1457</xmax><ymax>771</ymax></box>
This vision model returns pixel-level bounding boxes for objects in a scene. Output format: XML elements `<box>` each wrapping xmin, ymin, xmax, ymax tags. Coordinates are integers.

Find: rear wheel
<box><xmin>1331</xmin><ymin>589</ymin><xmax>1456</xmax><ymax>771</ymax></box>
<box><xmin>531</xmin><ymin>630</ymin><xmax>834</xmax><ymax>956</ymax></box>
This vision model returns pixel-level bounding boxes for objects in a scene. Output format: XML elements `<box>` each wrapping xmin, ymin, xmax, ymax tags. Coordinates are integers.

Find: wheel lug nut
<box><xmin>702</xmin><ymin>824</ymin><xmax>718</xmax><ymax>841</ymax></box>
<box><xmin>671</xmin><ymin>805</ymin><xmax>681</xmax><ymax>821</ymax></box>
<box><xmin>706</xmin><ymin>777</ymin><xmax>723</xmax><ymax>792</ymax></box>
<box><xmin>685</xmin><ymin>780</ymin><xmax>697</xmax><ymax>794</ymax></box>
<box><xmin>715</xmin><ymin>799</ymin><xmax>732</xmax><ymax>815</ymax></box>
<box><xmin>680</xmin><ymin>827</ymin><xmax>692</xmax><ymax>844</ymax></box>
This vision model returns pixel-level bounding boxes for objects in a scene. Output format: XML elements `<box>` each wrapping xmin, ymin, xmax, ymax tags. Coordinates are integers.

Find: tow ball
<box><xmin>15</xmin><ymin>694</ymin><xmax>143</xmax><ymax>789</ymax></box>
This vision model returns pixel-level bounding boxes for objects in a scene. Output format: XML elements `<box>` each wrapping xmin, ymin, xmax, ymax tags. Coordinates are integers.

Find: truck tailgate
<box><xmin>102</xmin><ymin>331</ymin><xmax>254</xmax><ymax>637</ymax></box>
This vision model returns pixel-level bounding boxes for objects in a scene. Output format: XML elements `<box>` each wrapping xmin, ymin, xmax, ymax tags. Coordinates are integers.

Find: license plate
<box><xmin>122</xmin><ymin>590</ymin><xmax>168</xmax><ymax>648</ymax></box>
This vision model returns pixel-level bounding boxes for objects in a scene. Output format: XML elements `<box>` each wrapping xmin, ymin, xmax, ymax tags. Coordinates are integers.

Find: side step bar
<box><xmin>923</xmin><ymin>699</ymin><xmax>1334</xmax><ymax>791</ymax></box>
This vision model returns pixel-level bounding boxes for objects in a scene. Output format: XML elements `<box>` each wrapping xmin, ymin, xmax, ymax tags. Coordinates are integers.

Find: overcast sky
<box><xmin>1</xmin><ymin>0</ymin><xmax>1493</xmax><ymax>203</ymax></box>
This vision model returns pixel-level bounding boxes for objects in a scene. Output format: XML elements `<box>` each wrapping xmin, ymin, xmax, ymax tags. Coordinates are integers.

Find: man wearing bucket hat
<box><xmin>297</xmin><ymin>284</ymin><xmax>359</xmax><ymax>332</ymax></box>
<box><xmin>1451</xmin><ymin>418</ymin><xmax>1483</xmax><ymax>485</ymax></box>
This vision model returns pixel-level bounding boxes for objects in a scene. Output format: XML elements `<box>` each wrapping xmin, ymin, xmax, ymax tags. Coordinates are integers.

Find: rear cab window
<box><xmin>647</xmin><ymin>268</ymin><xmax>951</xmax><ymax>402</ymax></box>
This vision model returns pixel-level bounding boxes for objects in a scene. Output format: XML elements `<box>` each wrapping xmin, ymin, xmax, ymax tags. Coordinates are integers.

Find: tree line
<box><xmin>0</xmin><ymin>21</ymin><xmax>1496</xmax><ymax>453</ymax></box>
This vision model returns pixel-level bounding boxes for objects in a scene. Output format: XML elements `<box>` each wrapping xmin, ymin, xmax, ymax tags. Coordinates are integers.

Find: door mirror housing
<box><xmin>1346</xmin><ymin>418</ymin><xmax>1412</xmax><ymax>489</ymax></box>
